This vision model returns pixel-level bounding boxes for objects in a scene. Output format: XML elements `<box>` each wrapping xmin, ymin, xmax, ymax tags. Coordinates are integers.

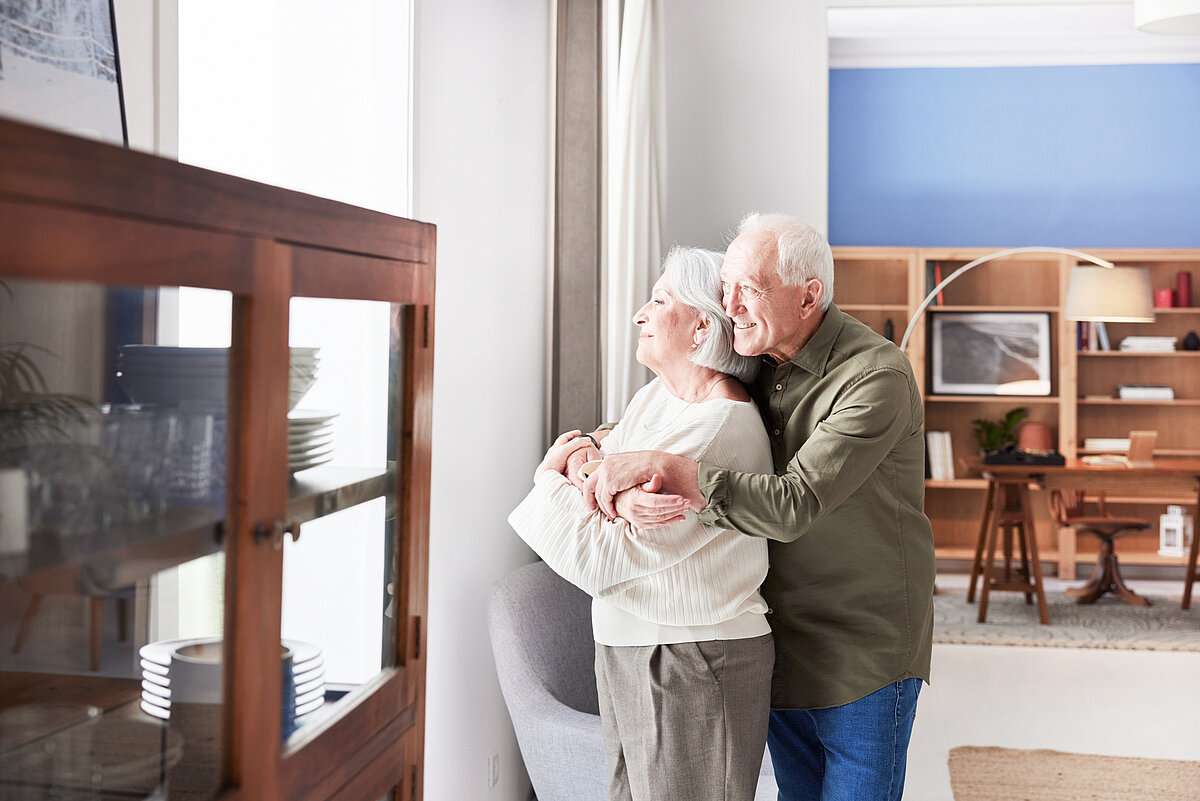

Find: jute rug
<box><xmin>948</xmin><ymin>746</ymin><xmax>1200</xmax><ymax>801</ymax></box>
<box><xmin>933</xmin><ymin>589</ymin><xmax>1200</xmax><ymax>651</ymax></box>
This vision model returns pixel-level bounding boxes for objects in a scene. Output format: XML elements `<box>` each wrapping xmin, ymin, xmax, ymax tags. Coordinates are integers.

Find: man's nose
<box><xmin>724</xmin><ymin>288</ymin><xmax>741</xmax><ymax>316</ymax></box>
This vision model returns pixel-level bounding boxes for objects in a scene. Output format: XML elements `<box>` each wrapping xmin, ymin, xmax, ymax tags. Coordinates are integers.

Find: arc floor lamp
<box><xmin>898</xmin><ymin>247</ymin><xmax>1156</xmax><ymax>354</ymax></box>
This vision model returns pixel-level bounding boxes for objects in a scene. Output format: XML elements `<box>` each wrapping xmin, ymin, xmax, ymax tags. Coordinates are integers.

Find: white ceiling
<box><xmin>827</xmin><ymin>1</ymin><xmax>1200</xmax><ymax>68</ymax></box>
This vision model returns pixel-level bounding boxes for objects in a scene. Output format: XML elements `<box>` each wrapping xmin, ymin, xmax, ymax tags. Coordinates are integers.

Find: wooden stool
<box><xmin>968</xmin><ymin>476</ymin><xmax>1049</xmax><ymax>625</ymax></box>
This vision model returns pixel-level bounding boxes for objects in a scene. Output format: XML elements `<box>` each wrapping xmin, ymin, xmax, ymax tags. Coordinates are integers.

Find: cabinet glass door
<box><xmin>280</xmin><ymin>297</ymin><xmax>403</xmax><ymax>743</ymax></box>
<box><xmin>0</xmin><ymin>279</ymin><xmax>232</xmax><ymax>801</ymax></box>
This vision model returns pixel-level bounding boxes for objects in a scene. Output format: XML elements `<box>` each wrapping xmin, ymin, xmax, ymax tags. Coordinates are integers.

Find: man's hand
<box><xmin>613</xmin><ymin>477</ymin><xmax>691</xmax><ymax>528</ymax></box>
<box><xmin>583</xmin><ymin>450</ymin><xmax>705</xmax><ymax>519</ymax></box>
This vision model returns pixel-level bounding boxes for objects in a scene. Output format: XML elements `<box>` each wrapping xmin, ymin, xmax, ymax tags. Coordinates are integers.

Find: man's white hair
<box><xmin>735</xmin><ymin>212</ymin><xmax>835</xmax><ymax>310</ymax></box>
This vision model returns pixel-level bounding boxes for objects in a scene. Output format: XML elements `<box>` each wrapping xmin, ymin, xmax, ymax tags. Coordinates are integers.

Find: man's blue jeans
<box><xmin>767</xmin><ymin>678</ymin><xmax>922</xmax><ymax>801</ymax></box>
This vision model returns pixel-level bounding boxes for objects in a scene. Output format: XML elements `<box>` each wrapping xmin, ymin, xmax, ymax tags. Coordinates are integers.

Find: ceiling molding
<box><xmin>828</xmin><ymin>2</ymin><xmax>1200</xmax><ymax>68</ymax></box>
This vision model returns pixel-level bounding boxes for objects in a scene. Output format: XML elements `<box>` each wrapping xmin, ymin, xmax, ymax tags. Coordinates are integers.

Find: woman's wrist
<box><xmin>571</xmin><ymin>433</ymin><xmax>602</xmax><ymax>450</ymax></box>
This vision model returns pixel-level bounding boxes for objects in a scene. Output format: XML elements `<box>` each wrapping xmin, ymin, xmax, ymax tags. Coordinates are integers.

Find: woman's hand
<box><xmin>536</xmin><ymin>430</ymin><xmax>606</xmax><ymax>483</ymax></box>
<box><xmin>565</xmin><ymin>445</ymin><xmax>601</xmax><ymax>489</ymax></box>
<box><xmin>534</xmin><ymin>430</ymin><xmax>582</xmax><ymax>479</ymax></box>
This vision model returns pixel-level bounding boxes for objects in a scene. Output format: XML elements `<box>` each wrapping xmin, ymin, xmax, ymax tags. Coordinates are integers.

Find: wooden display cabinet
<box><xmin>0</xmin><ymin>119</ymin><xmax>433</xmax><ymax>801</ymax></box>
<box><xmin>833</xmin><ymin>245</ymin><xmax>1200</xmax><ymax>576</ymax></box>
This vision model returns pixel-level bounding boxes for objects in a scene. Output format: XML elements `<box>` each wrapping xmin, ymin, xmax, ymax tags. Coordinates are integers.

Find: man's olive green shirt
<box><xmin>697</xmin><ymin>304</ymin><xmax>935</xmax><ymax>710</ymax></box>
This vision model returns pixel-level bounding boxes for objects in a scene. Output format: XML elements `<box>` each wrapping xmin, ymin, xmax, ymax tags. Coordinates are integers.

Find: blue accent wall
<box><xmin>828</xmin><ymin>63</ymin><xmax>1200</xmax><ymax>247</ymax></box>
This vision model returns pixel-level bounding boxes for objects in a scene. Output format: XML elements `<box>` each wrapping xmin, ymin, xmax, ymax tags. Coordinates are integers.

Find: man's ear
<box><xmin>799</xmin><ymin>279</ymin><xmax>825</xmax><ymax>318</ymax></box>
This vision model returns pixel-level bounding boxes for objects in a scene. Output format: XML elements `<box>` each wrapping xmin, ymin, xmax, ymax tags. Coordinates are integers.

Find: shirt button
<box><xmin>775</xmin><ymin>383</ymin><xmax>783</xmax><ymax>391</ymax></box>
<box><xmin>774</xmin><ymin>429</ymin><xmax>781</xmax><ymax>436</ymax></box>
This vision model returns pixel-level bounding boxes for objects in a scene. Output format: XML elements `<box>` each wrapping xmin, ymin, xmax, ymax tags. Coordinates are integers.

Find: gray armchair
<box><xmin>488</xmin><ymin>560</ymin><xmax>607</xmax><ymax>801</ymax></box>
<box><xmin>488</xmin><ymin>560</ymin><xmax>778</xmax><ymax>801</ymax></box>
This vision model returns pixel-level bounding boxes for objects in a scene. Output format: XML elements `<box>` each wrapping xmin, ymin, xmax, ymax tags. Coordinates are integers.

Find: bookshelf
<box><xmin>833</xmin><ymin>246</ymin><xmax>1200</xmax><ymax>575</ymax></box>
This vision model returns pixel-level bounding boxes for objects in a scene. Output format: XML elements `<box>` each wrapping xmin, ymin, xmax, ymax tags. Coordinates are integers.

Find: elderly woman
<box><xmin>508</xmin><ymin>245</ymin><xmax>774</xmax><ymax>801</ymax></box>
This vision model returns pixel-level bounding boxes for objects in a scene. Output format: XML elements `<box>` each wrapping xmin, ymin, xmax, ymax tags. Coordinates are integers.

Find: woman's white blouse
<box><xmin>508</xmin><ymin>378</ymin><xmax>774</xmax><ymax>646</ymax></box>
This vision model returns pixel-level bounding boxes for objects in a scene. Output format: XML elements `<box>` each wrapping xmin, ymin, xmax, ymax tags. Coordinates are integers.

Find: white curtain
<box><xmin>604</xmin><ymin>0</ymin><xmax>666</xmax><ymax>421</ymax></box>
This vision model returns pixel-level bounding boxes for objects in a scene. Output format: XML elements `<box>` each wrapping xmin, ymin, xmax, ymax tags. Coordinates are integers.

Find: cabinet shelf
<box><xmin>1078</xmin><ymin>350</ymin><xmax>1200</xmax><ymax>357</ymax></box>
<box><xmin>0</xmin><ymin>505</ymin><xmax>223</xmax><ymax>596</ymax></box>
<box><xmin>0</xmin><ymin>467</ymin><xmax>398</xmax><ymax>597</ymax></box>
<box><xmin>288</xmin><ymin>464</ymin><xmax>395</xmax><ymax>525</ymax></box>
<box><xmin>926</xmin><ymin>478</ymin><xmax>990</xmax><ymax>490</ymax></box>
<box><xmin>926</xmin><ymin>304</ymin><xmax>1059</xmax><ymax>313</ymax></box>
<box><xmin>1078</xmin><ymin>398</ymin><xmax>1200</xmax><ymax>406</ymax></box>
<box><xmin>927</xmin><ymin>395</ymin><xmax>1059</xmax><ymax>404</ymax></box>
<box><xmin>838</xmin><ymin>303</ymin><xmax>909</xmax><ymax>313</ymax></box>
<box><xmin>1078</xmin><ymin>448</ymin><xmax>1200</xmax><ymax>458</ymax></box>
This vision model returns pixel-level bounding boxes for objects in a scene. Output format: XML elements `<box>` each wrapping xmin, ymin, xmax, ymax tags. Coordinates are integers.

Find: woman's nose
<box><xmin>633</xmin><ymin>305</ymin><xmax>648</xmax><ymax>325</ymax></box>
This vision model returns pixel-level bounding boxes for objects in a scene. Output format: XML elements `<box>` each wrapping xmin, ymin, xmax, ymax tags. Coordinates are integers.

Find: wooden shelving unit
<box><xmin>833</xmin><ymin>246</ymin><xmax>1200</xmax><ymax>574</ymax></box>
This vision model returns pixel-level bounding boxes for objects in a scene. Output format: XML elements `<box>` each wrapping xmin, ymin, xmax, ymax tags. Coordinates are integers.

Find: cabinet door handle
<box><xmin>254</xmin><ymin>518</ymin><xmax>302</xmax><ymax>549</ymax></box>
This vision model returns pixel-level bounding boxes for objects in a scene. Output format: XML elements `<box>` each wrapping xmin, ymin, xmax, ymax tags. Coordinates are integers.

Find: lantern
<box><xmin>1158</xmin><ymin>505</ymin><xmax>1194</xmax><ymax>558</ymax></box>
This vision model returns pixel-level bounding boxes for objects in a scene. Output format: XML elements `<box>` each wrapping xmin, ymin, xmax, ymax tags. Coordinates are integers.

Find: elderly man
<box><xmin>582</xmin><ymin>213</ymin><xmax>935</xmax><ymax>801</ymax></box>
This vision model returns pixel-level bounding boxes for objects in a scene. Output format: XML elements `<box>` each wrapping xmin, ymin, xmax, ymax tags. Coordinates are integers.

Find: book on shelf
<box><xmin>925</xmin><ymin>261</ymin><xmax>942</xmax><ymax>306</ymax></box>
<box><xmin>924</xmin><ymin>430</ymin><xmax>955</xmax><ymax>480</ymax></box>
<box><xmin>1076</xmin><ymin>321</ymin><xmax>1110</xmax><ymax>351</ymax></box>
<box><xmin>1119</xmin><ymin>336</ymin><xmax>1177</xmax><ymax>352</ymax></box>
<box><xmin>1117</xmin><ymin>384</ymin><xmax>1175</xmax><ymax>400</ymax></box>
<box><xmin>1082</xmin><ymin>437</ymin><xmax>1131</xmax><ymax>451</ymax></box>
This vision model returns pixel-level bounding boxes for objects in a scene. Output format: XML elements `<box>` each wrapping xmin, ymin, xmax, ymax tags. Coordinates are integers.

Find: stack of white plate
<box><xmin>117</xmin><ymin>345</ymin><xmax>321</xmax><ymax>411</ymax></box>
<box><xmin>289</xmin><ymin>347</ymin><xmax>320</xmax><ymax>410</ymax></box>
<box><xmin>139</xmin><ymin>638</ymin><xmax>325</xmax><ymax>731</ymax></box>
<box><xmin>288</xmin><ymin>409</ymin><xmax>337</xmax><ymax>475</ymax></box>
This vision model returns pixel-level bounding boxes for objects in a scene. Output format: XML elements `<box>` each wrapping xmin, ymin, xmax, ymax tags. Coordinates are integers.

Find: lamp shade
<box><xmin>1063</xmin><ymin>265</ymin><xmax>1155</xmax><ymax>322</ymax></box>
<box><xmin>1135</xmin><ymin>0</ymin><xmax>1200</xmax><ymax>34</ymax></box>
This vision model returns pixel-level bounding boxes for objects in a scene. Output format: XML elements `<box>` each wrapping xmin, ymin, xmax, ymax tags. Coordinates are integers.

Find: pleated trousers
<box><xmin>594</xmin><ymin>633</ymin><xmax>773</xmax><ymax>801</ymax></box>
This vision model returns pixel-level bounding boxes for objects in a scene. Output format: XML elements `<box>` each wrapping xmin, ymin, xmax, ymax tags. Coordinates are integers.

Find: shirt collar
<box><xmin>764</xmin><ymin>303</ymin><xmax>845</xmax><ymax>377</ymax></box>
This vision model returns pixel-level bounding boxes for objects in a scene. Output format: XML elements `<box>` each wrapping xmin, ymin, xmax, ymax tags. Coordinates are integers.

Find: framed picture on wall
<box><xmin>0</xmin><ymin>0</ymin><xmax>127</xmax><ymax>146</ymax></box>
<box><xmin>931</xmin><ymin>312</ymin><xmax>1052</xmax><ymax>396</ymax></box>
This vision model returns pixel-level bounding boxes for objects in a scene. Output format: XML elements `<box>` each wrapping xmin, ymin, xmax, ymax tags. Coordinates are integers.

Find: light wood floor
<box><xmin>905</xmin><ymin>573</ymin><xmax>1200</xmax><ymax>801</ymax></box>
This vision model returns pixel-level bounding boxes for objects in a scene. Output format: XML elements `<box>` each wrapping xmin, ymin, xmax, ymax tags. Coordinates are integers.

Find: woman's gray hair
<box><xmin>736</xmin><ymin>212</ymin><xmax>835</xmax><ymax>310</ymax></box>
<box><xmin>662</xmin><ymin>245</ymin><xmax>759</xmax><ymax>383</ymax></box>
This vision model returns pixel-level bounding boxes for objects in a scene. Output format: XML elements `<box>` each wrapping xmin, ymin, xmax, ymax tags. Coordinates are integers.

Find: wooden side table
<box><xmin>967</xmin><ymin>474</ymin><xmax>1050</xmax><ymax>625</ymax></box>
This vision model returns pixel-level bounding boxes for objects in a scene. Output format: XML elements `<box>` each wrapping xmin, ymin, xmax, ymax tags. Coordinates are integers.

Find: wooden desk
<box><xmin>972</xmin><ymin>459</ymin><xmax>1200</xmax><ymax>611</ymax></box>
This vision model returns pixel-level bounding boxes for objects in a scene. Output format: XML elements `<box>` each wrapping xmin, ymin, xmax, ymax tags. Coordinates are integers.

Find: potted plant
<box><xmin>971</xmin><ymin>407</ymin><xmax>1028</xmax><ymax>454</ymax></box>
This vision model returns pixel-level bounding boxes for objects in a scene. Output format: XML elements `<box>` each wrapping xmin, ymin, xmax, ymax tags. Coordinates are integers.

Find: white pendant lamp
<box><xmin>1135</xmin><ymin>0</ymin><xmax>1200</xmax><ymax>34</ymax></box>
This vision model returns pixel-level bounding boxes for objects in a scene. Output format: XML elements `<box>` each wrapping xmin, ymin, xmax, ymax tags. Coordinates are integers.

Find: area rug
<box><xmin>933</xmin><ymin>589</ymin><xmax>1200</xmax><ymax>651</ymax></box>
<box><xmin>948</xmin><ymin>746</ymin><xmax>1200</xmax><ymax>801</ymax></box>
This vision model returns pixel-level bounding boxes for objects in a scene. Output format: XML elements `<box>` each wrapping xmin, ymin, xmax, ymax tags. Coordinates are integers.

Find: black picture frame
<box><xmin>931</xmin><ymin>311</ymin><xmax>1052</xmax><ymax>396</ymax></box>
<box><xmin>0</xmin><ymin>0</ymin><xmax>128</xmax><ymax>147</ymax></box>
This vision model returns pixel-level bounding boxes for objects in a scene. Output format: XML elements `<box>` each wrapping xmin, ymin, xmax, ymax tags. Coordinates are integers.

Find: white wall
<box><xmin>661</xmin><ymin>0</ymin><xmax>829</xmax><ymax>249</ymax></box>
<box><xmin>113</xmin><ymin>0</ymin><xmax>177</xmax><ymax>156</ymax></box>
<box><xmin>412</xmin><ymin>2</ymin><xmax>551</xmax><ymax>800</ymax></box>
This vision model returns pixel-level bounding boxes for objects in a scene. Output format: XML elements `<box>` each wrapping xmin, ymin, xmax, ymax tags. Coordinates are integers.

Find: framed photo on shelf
<box><xmin>0</xmin><ymin>0</ymin><xmax>127</xmax><ymax>147</ymax></box>
<box><xmin>931</xmin><ymin>311</ymin><xmax>1051</xmax><ymax>396</ymax></box>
